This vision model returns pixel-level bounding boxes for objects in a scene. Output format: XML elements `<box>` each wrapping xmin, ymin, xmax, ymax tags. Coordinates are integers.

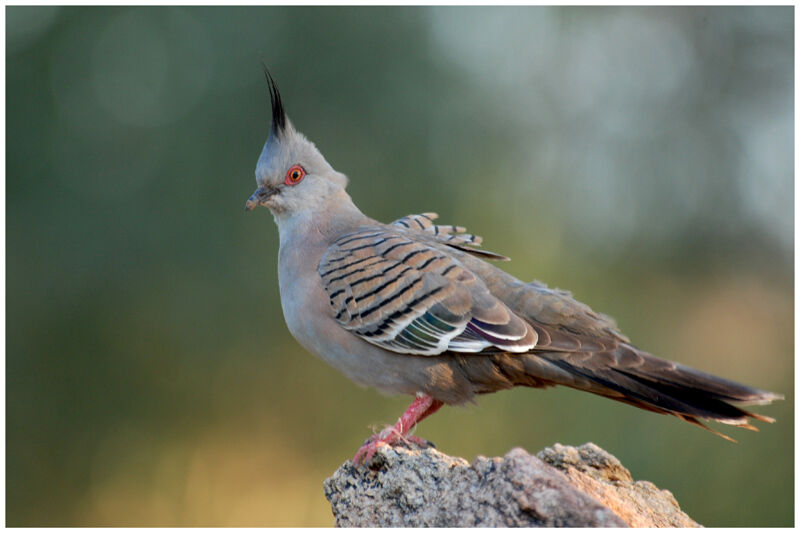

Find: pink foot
<box><xmin>352</xmin><ymin>395</ymin><xmax>443</xmax><ymax>465</ymax></box>
<box><xmin>352</xmin><ymin>429</ymin><xmax>398</xmax><ymax>465</ymax></box>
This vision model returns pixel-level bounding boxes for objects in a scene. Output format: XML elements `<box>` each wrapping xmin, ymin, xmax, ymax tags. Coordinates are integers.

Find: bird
<box><xmin>246</xmin><ymin>72</ymin><xmax>782</xmax><ymax>464</ymax></box>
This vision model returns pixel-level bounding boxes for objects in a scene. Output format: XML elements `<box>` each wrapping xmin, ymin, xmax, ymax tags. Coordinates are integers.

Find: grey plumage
<box><xmin>247</xmin><ymin>73</ymin><xmax>781</xmax><ymax>454</ymax></box>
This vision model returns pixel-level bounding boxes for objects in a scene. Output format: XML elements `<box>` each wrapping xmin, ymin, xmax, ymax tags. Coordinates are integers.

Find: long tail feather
<box><xmin>524</xmin><ymin>346</ymin><xmax>781</xmax><ymax>439</ymax></box>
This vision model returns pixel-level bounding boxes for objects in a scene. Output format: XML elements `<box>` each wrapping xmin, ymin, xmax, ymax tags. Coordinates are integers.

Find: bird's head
<box><xmin>246</xmin><ymin>71</ymin><xmax>348</xmax><ymax>217</ymax></box>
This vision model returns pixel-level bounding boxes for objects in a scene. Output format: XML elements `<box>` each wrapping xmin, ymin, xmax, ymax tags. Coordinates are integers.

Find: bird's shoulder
<box><xmin>318</xmin><ymin>212</ymin><xmax>503</xmax><ymax>283</ymax></box>
<box><xmin>389</xmin><ymin>212</ymin><xmax>509</xmax><ymax>260</ymax></box>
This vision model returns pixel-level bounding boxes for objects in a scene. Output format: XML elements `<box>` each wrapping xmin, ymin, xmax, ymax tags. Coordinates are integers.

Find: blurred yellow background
<box><xmin>6</xmin><ymin>6</ymin><xmax>793</xmax><ymax>527</ymax></box>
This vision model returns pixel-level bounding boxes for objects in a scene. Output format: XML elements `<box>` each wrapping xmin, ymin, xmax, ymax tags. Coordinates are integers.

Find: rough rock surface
<box><xmin>323</xmin><ymin>442</ymin><xmax>699</xmax><ymax>527</ymax></box>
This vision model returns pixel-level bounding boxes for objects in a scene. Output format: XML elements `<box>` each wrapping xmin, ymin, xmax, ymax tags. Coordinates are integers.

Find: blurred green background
<box><xmin>6</xmin><ymin>6</ymin><xmax>793</xmax><ymax>527</ymax></box>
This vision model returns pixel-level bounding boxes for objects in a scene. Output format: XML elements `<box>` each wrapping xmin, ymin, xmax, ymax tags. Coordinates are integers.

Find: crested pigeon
<box><xmin>246</xmin><ymin>72</ymin><xmax>782</xmax><ymax>464</ymax></box>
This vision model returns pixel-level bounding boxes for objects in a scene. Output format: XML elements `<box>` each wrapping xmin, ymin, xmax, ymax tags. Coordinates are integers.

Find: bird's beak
<box><xmin>245</xmin><ymin>185</ymin><xmax>277</xmax><ymax>211</ymax></box>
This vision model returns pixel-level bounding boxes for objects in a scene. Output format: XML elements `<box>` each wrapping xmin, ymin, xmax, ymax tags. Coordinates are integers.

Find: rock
<box><xmin>323</xmin><ymin>442</ymin><xmax>699</xmax><ymax>527</ymax></box>
<box><xmin>537</xmin><ymin>443</ymin><xmax>698</xmax><ymax>527</ymax></box>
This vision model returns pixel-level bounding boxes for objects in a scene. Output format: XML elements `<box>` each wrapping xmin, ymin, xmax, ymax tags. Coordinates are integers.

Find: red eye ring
<box><xmin>284</xmin><ymin>164</ymin><xmax>306</xmax><ymax>186</ymax></box>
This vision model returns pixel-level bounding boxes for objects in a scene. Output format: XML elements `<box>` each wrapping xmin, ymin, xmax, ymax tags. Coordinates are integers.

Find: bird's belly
<box><xmin>277</xmin><ymin>262</ymin><xmax>477</xmax><ymax>403</ymax></box>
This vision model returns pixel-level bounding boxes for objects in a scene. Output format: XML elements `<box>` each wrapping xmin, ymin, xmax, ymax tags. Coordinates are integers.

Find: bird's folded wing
<box><xmin>319</xmin><ymin>226</ymin><xmax>536</xmax><ymax>356</ymax></box>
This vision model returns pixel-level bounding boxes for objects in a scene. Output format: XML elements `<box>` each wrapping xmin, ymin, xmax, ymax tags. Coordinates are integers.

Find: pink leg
<box><xmin>353</xmin><ymin>395</ymin><xmax>444</xmax><ymax>465</ymax></box>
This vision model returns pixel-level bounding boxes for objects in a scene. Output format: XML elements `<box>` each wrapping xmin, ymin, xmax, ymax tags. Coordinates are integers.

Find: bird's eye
<box><xmin>284</xmin><ymin>164</ymin><xmax>306</xmax><ymax>186</ymax></box>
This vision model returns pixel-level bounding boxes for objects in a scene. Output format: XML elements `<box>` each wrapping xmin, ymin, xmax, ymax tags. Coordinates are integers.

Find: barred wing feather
<box><xmin>391</xmin><ymin>213</ymin><xmax>509</xmax><ymax>261</ymax></box>
<box><xmin>319</xmin><ymin>226</ymin><xmax>537</xmax><ymax>356</ymax></box>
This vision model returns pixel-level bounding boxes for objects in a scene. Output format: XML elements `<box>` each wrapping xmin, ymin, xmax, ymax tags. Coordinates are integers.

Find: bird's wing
<box><xmin>390</xmin><ymin>213</ymin><xmax>509</xmax><ymax>261</ymax></box>
<box><xmin>319</xmin><ymin>225</ymin><xmax>537</xmax><ymax>356</ymax></box>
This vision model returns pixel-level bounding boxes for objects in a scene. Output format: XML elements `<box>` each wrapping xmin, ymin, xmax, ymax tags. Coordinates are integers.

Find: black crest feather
<box><xmin>263</xmin><ymin>66</ymin><xmax>286</xmax><ymax>137</ymax></box>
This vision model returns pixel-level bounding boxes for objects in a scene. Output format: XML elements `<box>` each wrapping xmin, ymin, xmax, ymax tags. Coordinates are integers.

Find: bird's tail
<box><xmin>487</xmin><ymin>346</ymin><xmax>783</xmax><ymax>441</ymax></box>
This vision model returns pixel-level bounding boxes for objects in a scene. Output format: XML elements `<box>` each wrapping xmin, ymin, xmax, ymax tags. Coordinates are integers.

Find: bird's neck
<box><xmin>274</xmin><ymin>188</ymin><xmax>372</xmax><ymax>248</ymax></box>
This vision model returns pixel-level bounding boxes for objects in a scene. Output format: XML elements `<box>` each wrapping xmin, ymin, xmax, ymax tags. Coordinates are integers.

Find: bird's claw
<box><xmin>352</xmin><ymin>440</ymin><xmax>386</xmax><ymax>465</ymax></box>
<box><xmin>352</xmin><ymin>429</ymin><xmax>435</xmax><ymax>465</ymax></box>
<box><xmin>353</xmin><ymin>429</ymin><xmax>395</xmax><ymax>465</ymax></box>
